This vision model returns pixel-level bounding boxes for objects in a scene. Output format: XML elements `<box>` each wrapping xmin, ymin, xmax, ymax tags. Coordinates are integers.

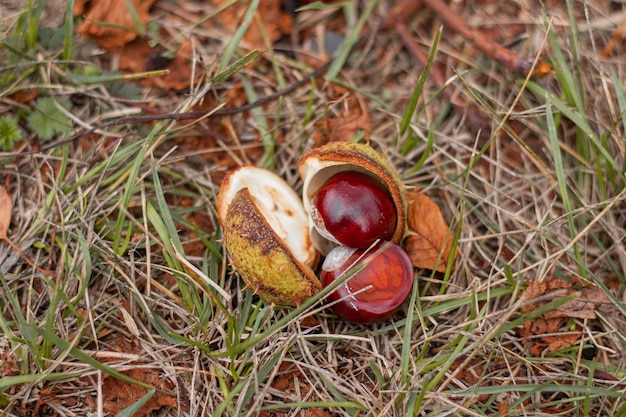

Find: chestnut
<box><xmin>298</xmin><ymin>141</ymin><xmax>407</xmax><ymax>255</ymax></box>
<box><xmin>217</xmin><ymin>142</ymin><xmax>411</xmax><ymax>310</ymax></box>
<box><xmin>310</xmin><ymin>171</ymin><xmax>397</xmax><ymax>248</ymax></box>
<box><xmin>320</xmin><ymin>241</ymin><xmax>414</xmax><ymax>323</ymax></box>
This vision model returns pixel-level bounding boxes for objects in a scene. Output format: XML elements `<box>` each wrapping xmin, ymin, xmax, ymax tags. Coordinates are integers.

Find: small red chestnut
<box><xmin>320</xmin><ymin>241</ymin><xmax>414</xmax><ymax>323</ymax></box>
<box><xmin>310</xmin><ymin>171</ymin><xmax>397</xmax><ymax>248</ymax></box>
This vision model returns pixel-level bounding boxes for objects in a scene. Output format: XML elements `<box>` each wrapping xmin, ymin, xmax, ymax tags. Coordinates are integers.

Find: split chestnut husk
<box><xmin>217</xmin><ymin>166</ymin><xmax>320</xmax><ymax>306</ymax></box>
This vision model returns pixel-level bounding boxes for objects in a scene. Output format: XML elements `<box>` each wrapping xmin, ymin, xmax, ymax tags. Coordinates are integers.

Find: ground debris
<box><xmin>519</xmin><ymin>277</ymin><xmax>617</xmax><ymax>355</ymax></box>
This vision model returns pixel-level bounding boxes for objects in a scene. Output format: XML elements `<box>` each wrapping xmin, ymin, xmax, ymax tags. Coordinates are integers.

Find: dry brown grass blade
<box><xmin>0</xmin><ymin>185</ymin><xmax>11</xmax><ymax>240</ymax></box>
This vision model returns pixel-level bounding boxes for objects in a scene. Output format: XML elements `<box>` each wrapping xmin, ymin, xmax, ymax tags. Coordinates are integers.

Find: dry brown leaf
<box><xmin>304</xmin><ymin>409</ymin><xmax>332</xmax><ymax>417</ymax></box>
<box><xmin>0</xmin><ymin>185</ymin><xmax>12</xmax><ymax>240</ymax></box>
<box><xmin>524</xmin><ymin>277</ymin><xmax>616</xmax><ymax>320</ymax></box>
<box><xmin>593</xmin><ymin>370</ymin><xmax>619</xmax><ymax>381</ymax></box>
<box><xmin>119</xmin><ymin>40</ymin><xmax>199</xmax><ymax>90</ymax></box>
<box><xmin>102</xmin><ymin>368</ymin><xmax>177</xmax><ymax>416</ymax></box>
<box><xmin>519</xmin><ymin>277</ymin><xmax>616</xmax><ymax>355</ymax></box>
<box><xmin>75</xmin><ymin>0</ymin><xmax>155</xmax><ymax>50</ymax></box>
<box><xmin>73</xmin><ymin>0</ymin><xmax>89</xmax><ymax>15</ymax></box>
<box><xmin>312</xmin><ymin>110</ymin><xmax>372</xmax><ymax>147</ymax></box>
<box><xmin>546</xmin><ymin>332</ymin><xmax>582</xmax><ymax>353</ymax></box>
<box><xmin>403</xmin><ymin>190</ymin><xmax>458</xmax><ymax>272</ymax></box>
<box><xmin>312</xmin><ymin>89</ymin><xmax>371</xmax><ymax>147</ymax></box>
<box><xmin>213</xmin><ymin>0</ymin><xmax>293</xmax><ymax>50</ymax></box>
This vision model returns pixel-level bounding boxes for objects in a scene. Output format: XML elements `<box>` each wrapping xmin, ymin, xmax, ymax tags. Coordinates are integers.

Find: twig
<box><xmin>2</xmin><ymin>57</ymin><xmax>338</xmax><ymax>158</ymax></box>
<box><xmin>390</xmin><ymin>0</ymin><xmax>552</xmax><ymax>77</ymax></box>
<box><xmin>386</xmin><ymin>0</ymin><xmax>492</xmax><ymax>140</ymax></box>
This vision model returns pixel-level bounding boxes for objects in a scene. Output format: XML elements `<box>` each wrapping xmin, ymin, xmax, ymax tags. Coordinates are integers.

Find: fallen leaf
<box><xmin>533</xmin><ymin>60</ymin><xmax>555</xmax><ymax>78</ymax></box>
<box><xmin>441</xmin><ymin>354</ymin><xmax>507</xmax><ymax>403</ymax></box>
<box><xmin>524</xmin><ymin>277</ymin><xmax>616</xmax><ymax>320</ymax></box>
<box><xmin>312</xmin><ymin>89</ymin><xmax>371</xmax><ymax>147</ymax></box>
<box><xmin>9</xmin><ymin>88</ymin><xmax>38</xmax><ymax>103</ymax></box>
<box><xmin>402</xmin><ymin>190</ymin><xmax>458</xmax><ymax>272</ymax></box>
<box><xmin>545</xmin><ymin>332</ymin><xmax>582</xmax><ymax>353</ymax></box>
<box><xmin>1</xmin><ymin>347</ymin><xmax>19</xmax><ymax>377</ymax></box>
<box><xmin>75</xmin><ymin>0</ymin><xmax>155</xmax><ymax>50</ymax></box>
<box><xmin>0</xmin><ymin>185</ymin><xmax>12</xmax><ymax>240</ymax></box>
<box><xmin>119</xmin><ymin>40</ymin><xmax>199</xmax><ymax>90</ymax></box>
<box><xmin>304</xmin><ymin>409</ymin><xmax>332</xmax><ymax>417</ymax></box>
<box><xmin>257</xmin><ymin>412</ymin><xmax>286</xmax><ymax>417</ymax></box>
<box><xmin>518</xmin><ymin>277</ymin><xmax>616</xmax><ymax>355</ymax></box>
<box><xmin>450</xmin><ymin>355</ymin><xmax>486</xmax><ymax>391</ymax></box>
<box><xmin>101</xmin><ymin>368</ymin><xmax>177</xmax><ymax>416</ymax></box>
<box><xmin>213</xmin><ymin>0</ymin><xmax>293</xmax><ymax>50</ymax></box>
<box><xmin>34</xmin><ymin>386</ymin><xmax>60</xmax><ymax>416</ymax></box>
<box><xmin>271</xmin><ymin>362</ymin><xmax>303</xmax><ymax>393</ymax></box>
<box><xmin>498</xmin><ymin>401</ymin><xmax>510</xmax><ymax>417</ymax></box>
<box><xmin>73</xmin><ymin>0</ymin><xmax>89</xmax><ymax>15</ymax></box>
<box><xmin>300</xmin><ymin>315</ymin><xmax>320</xmax><ymax>328</ymax></box>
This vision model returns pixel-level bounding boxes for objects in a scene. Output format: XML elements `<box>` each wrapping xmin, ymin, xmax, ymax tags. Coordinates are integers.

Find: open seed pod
<box><xmin>217</xmin><ymin>166</ymin><xmax>321</xmax><ymax>306</ymax></box>
<box><xmin>298</xmin><ymin>142</ymin><xmax>407</xmax><ymax>255</ymax></box>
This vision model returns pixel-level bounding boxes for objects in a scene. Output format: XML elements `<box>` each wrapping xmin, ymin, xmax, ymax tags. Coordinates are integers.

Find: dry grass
<box><xmin>0</xmin><ymin>0</ymin><xmax>625</xmax><ymax>416</ymax></box>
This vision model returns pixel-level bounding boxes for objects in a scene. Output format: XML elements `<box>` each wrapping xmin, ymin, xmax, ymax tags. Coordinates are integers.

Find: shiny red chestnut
<box><xmin>320</xmin><ymin>242</ymin><xmax>414</xmax><ymax>323</ymax></box>
<box><xmin>310</xmin><ymin>171</ymin><xmax>397</xmax><ymax>248</ymax></box>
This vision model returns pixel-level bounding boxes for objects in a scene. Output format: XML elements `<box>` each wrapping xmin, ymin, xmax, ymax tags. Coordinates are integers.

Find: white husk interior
<box><xmin>219</xmin><ymin>166</ymin><xmax>316</xmax><ymax>267</ymax></box>
<box><xmin>322</xmin><ymin>246</ymin><xmax>357</xmax><ymax>272</ymax></box>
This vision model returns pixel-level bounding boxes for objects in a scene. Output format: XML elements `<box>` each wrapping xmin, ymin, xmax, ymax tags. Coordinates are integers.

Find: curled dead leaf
<box><xmin>519</xmin><ymin>277</ymin><xmax>617</xmax><ymax>355</ymax></box>
<box><xmin>119</xmin><ymin>40</ymin><xmax>199</xmax><ymax>90</ymax></box>
<box><xmin>402</xmin><ymin>190</ymin><xmax>458</xmax><ymax>272</ymax></box>
<box><xmin>101</xmin><ymin>368</ymin><xmax>178</xmax><ymax>416</ymax></box>
<box><xmin>533</xmin><ymin>60</ymin><xmax>555</xmax><ymax>78</ymax></box>
<box><xmin>213</xmin><ymin>0</ymin><xmax>293</xmax><ymax>50</ymax></box>
<box><xmin>75</xmin><ymin>0</ymin><xmax>155</xmax><ymax>50</ymax></box>
<box><xmin>523</xmin><ymin>277</ymin><xmax>616</xmax><ymax>320</ymax></box>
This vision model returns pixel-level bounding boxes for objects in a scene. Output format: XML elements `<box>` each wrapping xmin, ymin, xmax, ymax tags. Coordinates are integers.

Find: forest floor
<box><xmin>1</xmin><ymin>0</ymin><xmax>625</xmax><ymax>416</ymax></box>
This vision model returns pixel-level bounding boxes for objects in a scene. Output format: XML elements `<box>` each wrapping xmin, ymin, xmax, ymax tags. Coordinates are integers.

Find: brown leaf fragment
<box><xmin>0</xmin><ymin>185</ymin><xmax>12</xmax><ymax>240</ymax></box>
<box><xmin>601</xmin><ymin>25</ymin><xmax>626</xmax><ymax>57</ymax></box>
<box><xmin>311</xmin><ymin>90</ymin><xmax>371</xmax><ymax>147</ymax></box>
<box><xmin>526</xmin><ymin>277</ymin><xmax>616</xmax><ymax>320</ymax></box>
<box><xmin>304</xmin><ymin>409</ymin><xmax>332</xmax><ymax>417</ymax></box>
<box><xmin>519</xmin><ymin>277</ymin><xmax>616</xmax><ymax>355</ymax></box>
<box><xmin>101</xmin><ymin>368</ymin><xmax>177</xmax><ymax>416</ymax></box>
<box><xmin>213</xmin><ymin>0</ymin><xmax>293</xmax><ymax>50</ymax></box>
<box><xmin>119</xmin><ymin>40</ymin><xmax>199</xmax><ymax>90</ymax></box>
<box><xmin>75</xmin><ymin>0</ymin><xmax>155</xmax><ymax>50</ymax></box>
<box><xmin>545</xmin><ymin>332</ymin><xmax>583</xmax><ymax>353</ymax></box>
<box><xmin>402</xmin><ymin>190</ymin><xmax>458</xmax><ymax>272</ymax></box>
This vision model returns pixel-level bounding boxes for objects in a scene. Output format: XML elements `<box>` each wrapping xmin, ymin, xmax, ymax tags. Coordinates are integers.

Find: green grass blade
<box><xmin>545</xmin><ymin>98</ymin><xmax>585</xmax><ymax>278</ymax></box>
<box><xmin>63</xmin><ymin>0</ymin><xmax>74</xmax><ymax>67</ymax></box>
<box><xmin>216</xmin><ymin>0</ymin><xmax>259</xmax><ymax>76</ymax></box>
<box><xmin>33</xmin><ymin>326</ymin><xmax>158</xmax><ymax>392</ymax></box>
<box><xmin>399</xmin><ymin>26</ymin><xmax>442</xmax><ymax>140</ymax></box>
<box><xmin>123</xmin><ymin>0</ymin><xmax>146</xmax><ymax>36</ymax></box>
<box><xmin>527</xmin><ymin>81</ymin><xmax>621</xmax><ymax>174</ymax></box>
<box><xmin>213</xmin><ymin>49</ymin><xmax>263</xmax><ymax>84</ymax></box>
<box><xmin>325</xmin><ymin>0</ymin><xmax>377</xmax><ymax>81</ymax></box>
<box><xmin>116</xmin><ymin>390</ymin><xmax>155</xmax><ymax>417</ymax></box>
<box><xmin>0</xmin><ymin>372</ymin><xmax>83</xmax><ymax>392</ymax></box>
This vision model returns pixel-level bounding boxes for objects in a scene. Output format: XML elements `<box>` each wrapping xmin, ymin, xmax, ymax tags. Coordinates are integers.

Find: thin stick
<box><xmin>408</xmin><ymin>0</ymin><xmax>553</xmax><ymax>77</ymax></box>
<box><xmin>3</xmin><ymin>57</ymin><xmax>338</xmax><ymax>158</ymax></box>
